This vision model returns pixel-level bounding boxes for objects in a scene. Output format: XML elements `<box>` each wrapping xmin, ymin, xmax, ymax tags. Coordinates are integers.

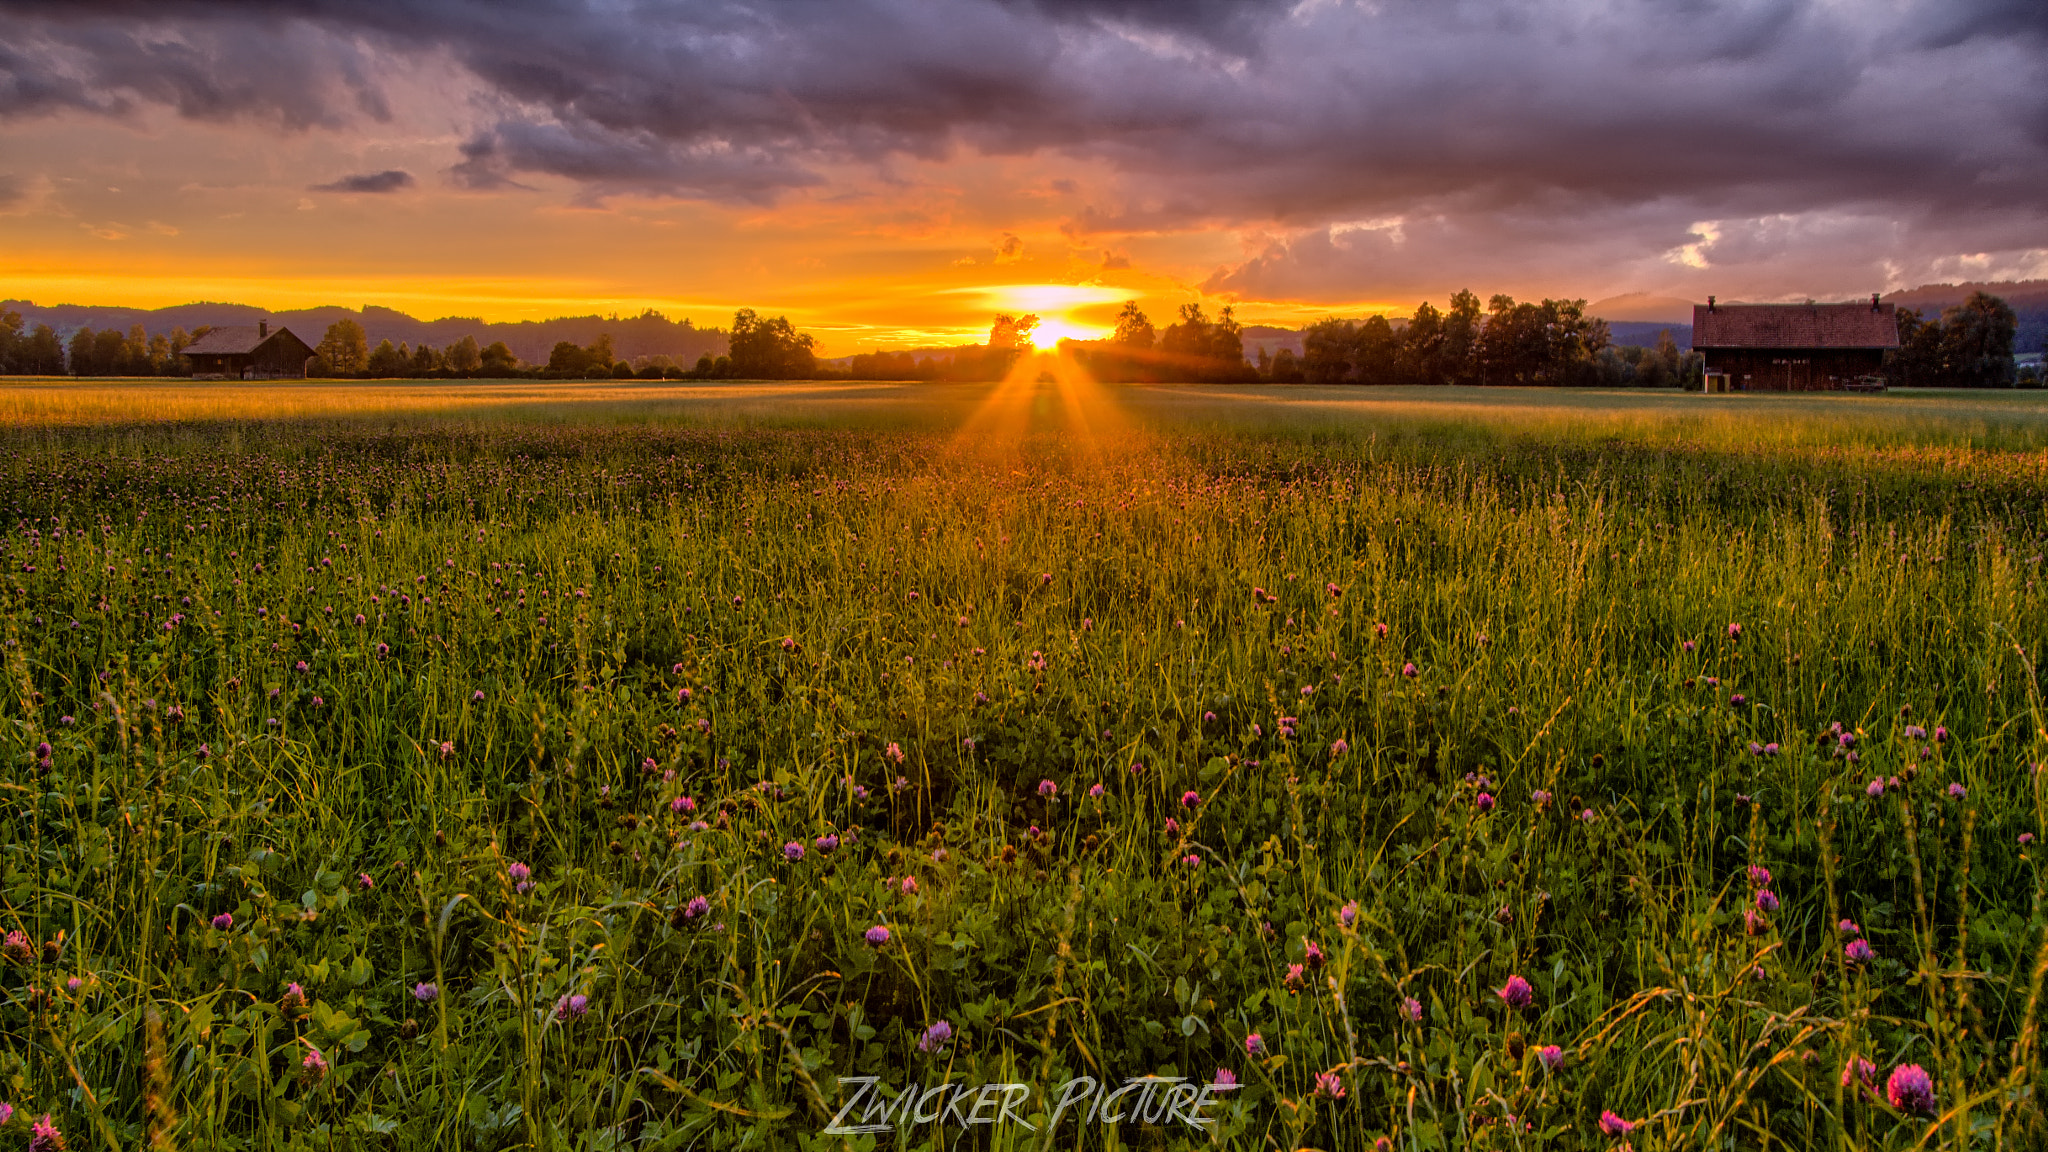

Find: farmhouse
<box><xmin>182</xmin><ymin>321</ymin><xmax>316</xmax><ymax>380</ymax></box>
<box><xmin>1692</xmin><ymin>295</ymin><xmax>1899</xmax><ymax>391</ymax></box>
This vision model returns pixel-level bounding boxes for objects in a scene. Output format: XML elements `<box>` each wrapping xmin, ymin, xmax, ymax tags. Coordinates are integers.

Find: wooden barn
<box><xmin>1692</xmin><ymin>296</ymin><xmax>1899</xmax><ymax>391</ymax></box>
<box><xmin>182</xmin><ymin>321</ymin><xmax>316</xmax><ymax>380</ymax></box>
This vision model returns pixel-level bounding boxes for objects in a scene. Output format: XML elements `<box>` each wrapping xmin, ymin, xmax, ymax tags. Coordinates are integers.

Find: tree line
<box><xmin>1891</xmin><ymin>291</ymin><xmax>2025</xmax><ymax>388</ymax></box>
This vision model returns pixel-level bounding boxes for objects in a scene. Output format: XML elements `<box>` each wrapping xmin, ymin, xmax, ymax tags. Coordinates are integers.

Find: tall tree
<box><xmin>1302</xmin><ymin>318</ymin><xmax>1357</xmax><ymax>383</ymax></box>
<box><xmin>366</xmin><ymin>339</ymin><xmax>408</xmax><ymax>377</ymax></box>
<box><xmin>1400</xmin><ymin>300</ymin><xmax>1446</xmax><ymax>385</ymax></box>
<box><xmin>446</xmin><ymin>335</ymin><xmax>482</xmax><ymax>374</ymax></box>
<box><xmin>1112</xmin><ymin>301</ymin><xmax>1155</xmax><ymax>350</ymax></box>
<box><xmin>0</xmin><ymin>308</ymin><xmax>20</xmax><ymax>374</ymax></box>
<box><xmin>1940</xmin><ymin>291</ymin><xmax>2018</xmax><ymax>387</ymax></box>
<box><xmin>727</xmin><ymin>309</ymin><xmax>816</xmax><ymax>379</ymax></box>
<box><xmin>1354</xmin><ymin>314</ymin><xmax>1398</xmax><ymax>384</ymax></box>
<box><xmin>316</xmin><ymin>318</ymin><xmax>369</xmax><ymax>374</ymax></box>
<box><xmin>1443</xmin><ymin>289</ymin><xmax>1483</xmax><ymax>385</ymax></box>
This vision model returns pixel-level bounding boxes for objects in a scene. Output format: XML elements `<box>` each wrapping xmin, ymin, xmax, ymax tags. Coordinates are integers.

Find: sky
<box><xmin>2</xmin><ymin>0</ymin><xmax>2045</xmax><ymax>354</ymax></box>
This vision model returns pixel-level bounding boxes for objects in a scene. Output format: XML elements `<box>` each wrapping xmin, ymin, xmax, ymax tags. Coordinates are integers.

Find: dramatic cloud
<box><xmin>2</xmin><ymin>0</ymin><xmax>2045</xmax><ymax>304</ymax></box>
<box><xmin>310</xmin><ymin>169</ymin><xmax>415</xmax><ymax>194</ymax></box>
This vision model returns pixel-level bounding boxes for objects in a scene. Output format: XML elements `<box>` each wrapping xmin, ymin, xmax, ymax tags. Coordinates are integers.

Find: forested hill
<box><xmin>0</xmin><ymin>301</ymin><xmax>727</xmax><ymax>366</ymax></box>
<box><xmin>1884</xmin><ymin>281</ymin><xmax>2048</xmax><ymax>354</ymax></box>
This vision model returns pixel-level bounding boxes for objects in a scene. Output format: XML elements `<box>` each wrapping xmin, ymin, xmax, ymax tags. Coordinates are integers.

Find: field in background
<box><xmin>0</xmin><ymin>381</ymin><xmax>2044</xmax><ymax>1150</ymax></box>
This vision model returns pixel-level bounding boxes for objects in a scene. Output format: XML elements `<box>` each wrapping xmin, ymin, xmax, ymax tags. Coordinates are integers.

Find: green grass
<box><xmin>0</xmin><ymin>381</ymin><xmax>2045</xmax><ymax>1150</ymax></box>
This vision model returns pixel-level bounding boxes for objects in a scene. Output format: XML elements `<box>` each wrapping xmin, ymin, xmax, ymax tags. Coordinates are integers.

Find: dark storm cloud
<box><xmin>309</xmin><ymin>169</ymin><xmax>415</xmax><ymax>193</ymax></box>
<box><xmin>3</xmin><ymin>1</ymin><xmax>2045</xmax><ymax>293</ymax></box>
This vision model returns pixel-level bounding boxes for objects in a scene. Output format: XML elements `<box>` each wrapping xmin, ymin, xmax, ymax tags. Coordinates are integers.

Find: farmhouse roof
<box><xmin>181</xmin><ymin>324</ymin><xmax>305</xmax><ymax>355</ymax></box>
<box><xmin>1691</xmin><ymin>299</ymin><xmax>1900</xmax><ymax>350</ymax></box>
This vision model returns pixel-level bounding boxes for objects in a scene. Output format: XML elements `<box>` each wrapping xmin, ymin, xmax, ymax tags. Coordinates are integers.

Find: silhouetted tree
<box><xmin>1942</xmin><ymin>291</ymin><xmax>2019</xmax><ymax>387</ymax></box>
<box><xmin>366</xmin><ymin>339</ymin><xmax>408</xmax><ymax>377</ymax></box>
<box><xmin>1302</xmin><ymin>318</ymin><xmax>1356</xmax><ymax>382</ymax></box>
<box><xmin>727</xmin><ymin>309</ymin><xmax>816</xmax><ymax>379</ymax></box>
<box><xmin>446</xmin><ymin>335</ymin><xmax>482</xmax><ymax>374</ymax></box>
<box><xmin>316</xmin><ymin>319</ymin><xmax>369</xmax><ymax>374</ymax></box>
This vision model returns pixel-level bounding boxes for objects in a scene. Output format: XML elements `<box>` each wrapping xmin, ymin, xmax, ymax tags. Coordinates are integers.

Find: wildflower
<box><xmin>1748</xmin><ymin>741</ymin><xmax>1763</xmax><ymax>755</ymax></box>
<box><xmin>376</xmin><ymin>642</ymin><xmax>390</xmax><ymax>658</ymax></box>
<box><xmin>1538</xmin><ymin>1044</ymin><xmax>1564</xmax><ymax>1071</ymax></box>
<box><xmin>2024</xmin><ymin>833</ymin><xmax>2037</xmax><ymax>845</ymax></box>
<box><xmin>1088</xmin><ymin>782</ymin><xmax>1105</xmax><ymax>798</ymax></box>
<box><xmin>1245</xmin><ymin>1032</ymin><xmax>1265</xmax><ymax>1055</ymax></box>
<box><xmin>1203</xmin><ymin>710</ymin><xmax>1216</xmax><ymax>723</ymax></box>
<box><xmin>1214</xmin><ymin>1068</ymin><xmax>1238</xmax><ymax>1088</ymax></box>
<box><xmin>1473</xmin><ymin>790</ymin><xmax>1497</xmax><ymax>814</ymax></box>
<box><xmin>1164</xmin><ymin>818</ymin><xmax>1180</xmax><ymax>835</ymax></box>
<box><xmin>1763</xmin><ymin>742</ymin><xmax>1780</xmax><ymax>755</ymax></box>
<box><xmin>814</xmin><ymin>833</ymin><xmax>839</xmax><ymax>853</ymax></box>
<box><xmin>1326</xmin><ymin>582</ymin><xmax>1341</xmax><ymax>597</ymax></box>
<box><xmin>1303</xmin><ymin>939</ymin><xmax>1325</xmax><ymax>969</ymax></box>
<box><xmin>1580</xmin><ymin>808</ymin><xmax>1598</xmax><ymax>823</ymax></box>
<box><xmin>473</xmin><ymin>690</ymin><xmax>485</xmax><ymax>701</ymax></box>
<box><xmin>1499</xmin><ymin>975</ymin><xmax>1533</xmax><ymax>1010</ymax></box>
<box><xmin>554</xmin><ymin>994</ymin><xmax>589</xmax><ymax>1021</ymax></box>
<box><xmin>1683</xmin><ymin>639</ymin><xmax>1696</xmax><ymax>652</ymax></box>
<box><xmin>1844</xmin><ymin>938</ymin><xmax>1874</xmax><ymax>963</ymax></box>
<box><xmin>1747</xmin><ymin>864</ymin><xmax>1771</xmax><ymax>886</ymax></box>
<box><xmin>1182</xmin><ymin>853</ymin><xmax>1202</xmax><ymax>866</ymax></box>
<box><xmin>2</xmin><ymin>931</ymin><xmax>31</xmax><ymax>965</ymax></box>
<box><xmin>864</xmin><ymin>925</ymin><xmax>891</xmax><ymax>946</ymax></box>
<box><xmin>1531</xmin><ymin>789</ymin><xmax>1552</xmax><ymax>807</ymax></box>
<box><xmin>931</xmin><ymin>847</ymin><xmax>948</xmax><ymax>862</ymax></box>
<box><xmin>1934</xmin><ymin>726</ymin><xmax>1948</xmax><ymax>743</ymax></box>
<box><xmin>412</xmin><ymin>982</ymin><xmax>438</xmax><ymax>1003</ymax></box>
<box><xmin>356</xmin><ymin>872</ymin><xmax>374</xmax><ymax>890</ymax></box>
<box><xmin>1340</xmin><ymin>900</ymin><xmax>1358</xmax><ymax>928</ymax></box>
<box><xmin>1866</xmin><ymin>778</ymin><xmax>1884</xmax><ymax>797</ymax></box>
<box><xmin>1947</xmin><ymin>782</ymin><xmax>1966</xmax><ymax>799</ymax></box>
<box><xmin>1399</xmin><ymin>996</ymin><xmax>1422</xmax><ymax>1022</ymax></box>
<box><xmin>28</xmin><ymin>1114</ymin><xmax>64</xmax><ymax>1152</ymax></box>
<box><xmin>1841</xmin><ymin>1056</ymin><xmax>1876</xmax><ymax>1092</ymax></box>
<box><xmin>900</xmin><ymin>876</ymin><xmax>918</xmax><ymax>894</ymax></box>
<box><xmin>300</xmin><ymin>1046</ymin><xmax>328</xmax><ymax>1084</ymax></box>
<box><xmin>280</xmin><ymin>983</ymin><xmax>308</xmax><ymax>1016</ymax></box>
<box><xmin>1598</xmin><ymin>1110</ymin><xmax>1635</xmax><ymax>1137</ymax></box>
<box><xmin>211</xmin><ymin>913</ymin><xmax>233</xmax><ymax>931</ymax></box>
<box><xmin>438</xmin><ymin>740</ymin><xmax>454</xmax><ymax>759</ymax></box>
<box><xmin>918</xmin><ymin>1020</ymin><xmax>953</xmax><ymax>1052</ymax></box>
<box><xmin>1374</xmin><ymin>622</ymin><xmax>1388</xmax><ymax>639</ymax></box>
<box><xmin>1314</xmin><ymin>1071</ymin><xmax>1346</xmax><ymax>1099</ymax></box>
<box><xmin>671</xmin><ymin>795</ymin><xmax>696</xmax><ymax>814</ymax></box>
<box><xmin>506</xmin><ymin>862</ymin><xmax>533</xmax><ymax>895</ymax></box>
<box><xmin>1180</xmin><ymin>789</ymin><xmax>1200</xmax><ymax>809</ymax></box>
<box><xmin>1756</xmin><ymin>890</ymin><xmax>1780</xmax><ymax>913</ymax></box>
<box><xmin>1401</xmin><ymin>662</ymin><xmax>1418</xmax><ymax>678</ymax></box>
<box><xmin>783</xmin><ymin>841</ymin><xmax>805</xmax><ymax>861</ymax></box>
<box><xmin>1886</xmin><ymin>1064</ymin><xmax>1935</xmax><ymax>1114</ymax></box>
<box><xmin>1037</xmin><ymin>779</ymin><xmax>1057</xmax><ymax>798</ymax></box>
<box><xmin>1905</xmin><ymin>725</ymin><xmax>1926</xmax><ymax>739</ymax></box>
<box><xmin>0</xmin><ymin>1103</ymin><xmax>10</xmax><ymax>1126</ymax></box>
<box><xmin>1284</xmin><ymin>963</ymin><xmax>1305</xmax><ymax>990</ymax></box>
<box><xmin>1331</xmin><ymin>738</ymin><xmax>1349</xmax><ymax>756</ymax></box>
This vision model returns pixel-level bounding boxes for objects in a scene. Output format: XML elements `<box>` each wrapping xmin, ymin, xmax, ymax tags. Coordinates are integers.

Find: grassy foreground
<box><xmin>1</xmin><ymin>381</ymin><xmax>2046</xmax><ymax>1150</ymax></box>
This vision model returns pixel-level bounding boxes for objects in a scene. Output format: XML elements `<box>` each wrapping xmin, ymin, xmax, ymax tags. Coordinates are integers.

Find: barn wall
<box><xmin>1698</xmin><ymin>348</ymin><xmax>1885</xmax><ymax>390</ymax></box>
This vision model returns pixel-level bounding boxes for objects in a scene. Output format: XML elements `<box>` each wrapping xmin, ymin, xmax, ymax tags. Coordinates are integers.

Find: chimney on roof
<box><xmin>259</xmin><ymin>319</ymin><xmax>269</xmax><ymax>339</ymax></box>
<box><xmin>1871</xmin><ymin>294</ymin><xmax>1880</xmax><ymax>311</ymax></box>
<box><xmin>1707</xmin><ymin>295</ymin><xmax>1715</xmax><ymax>312</ymax></box>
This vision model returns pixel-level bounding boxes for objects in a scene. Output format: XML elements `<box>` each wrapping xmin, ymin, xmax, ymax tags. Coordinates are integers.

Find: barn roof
<box><xmin>1691</xmin><ymin>301</ymin><xmax>1900</xmax><ymax>349</ymax></box>
<box><xmin>181</xmin><ymin>325</ymin><xmax>309</xmax><ymax>355</ymax></box>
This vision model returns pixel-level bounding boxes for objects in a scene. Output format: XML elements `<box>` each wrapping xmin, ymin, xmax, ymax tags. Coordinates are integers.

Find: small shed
<box><xmin>182</xmin><ymin>321</ymin><xmax>316</xmax><ymax>380</ymax></box>
<box><xmin>1692</xmin><ymin>296</ymin><xmax>1899</xmax><ymax>391</ymax></box>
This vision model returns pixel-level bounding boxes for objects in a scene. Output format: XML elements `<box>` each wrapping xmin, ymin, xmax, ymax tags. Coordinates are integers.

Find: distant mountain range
<box><xmin>0</xmin><ymin>300</ymin><xmax>727</xmax><ymax>367</ymax></box>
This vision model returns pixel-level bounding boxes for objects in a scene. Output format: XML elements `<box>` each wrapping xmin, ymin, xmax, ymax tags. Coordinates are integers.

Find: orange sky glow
<box><xmin>3</xmin><ymin>2</ymin><xmax>2042</xmax><ymax>358</ymax></box>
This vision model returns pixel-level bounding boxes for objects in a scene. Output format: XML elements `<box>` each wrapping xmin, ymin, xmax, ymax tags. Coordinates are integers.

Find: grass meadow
<box><xmin>1</xmin><ymin>378</ymin><xmax>2046</xmax><ymax>1150</ymax></box>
